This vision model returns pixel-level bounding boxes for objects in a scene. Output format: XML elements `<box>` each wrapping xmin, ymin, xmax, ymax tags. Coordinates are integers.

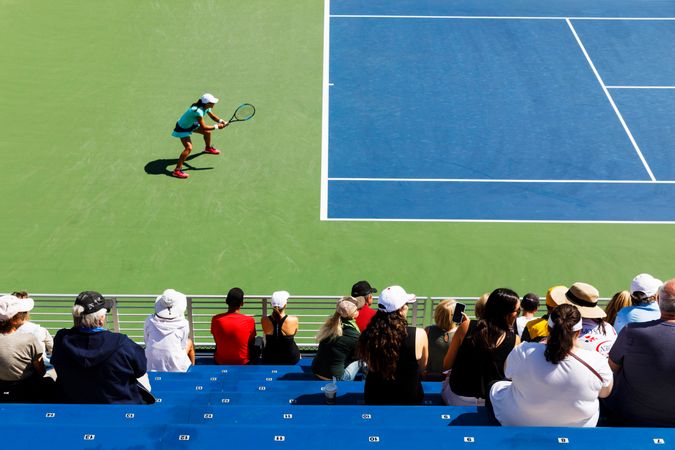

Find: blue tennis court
<box><xmin>321</xmin><ymin>0</ymin><xmax>675</xmax><ymax>222</ymax></box>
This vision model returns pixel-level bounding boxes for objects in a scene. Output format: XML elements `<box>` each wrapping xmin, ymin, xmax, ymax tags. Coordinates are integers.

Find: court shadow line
<box><xmin>144</xmin><ymin>151</ymin><xmax>214</xmax><ymax>177</ymax></box>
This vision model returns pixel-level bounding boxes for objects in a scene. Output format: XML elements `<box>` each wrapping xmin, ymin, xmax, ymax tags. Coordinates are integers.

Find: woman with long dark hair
<box><xmin>441</xmin><ymin>288</ymin><xmax>520</xmax><ymax>405</ymax></box>
<box><xmin>260</xmin><ymin>291</ymin><xmax>300</xmax><ymax>365</ymax></box>
<box><xmin>171</xmin><ymin>93</ymin><xmax>229</xmax><ymax>179</ymax></box>
<box><xmin>358</xmin><ymin>286</ymin><xmax>428</xmax><ymax>405</ymax></box>
<box><xmin>490</xmin><ymin>304</ymin><xmax>613</xmax><ymax>426</ymax></box>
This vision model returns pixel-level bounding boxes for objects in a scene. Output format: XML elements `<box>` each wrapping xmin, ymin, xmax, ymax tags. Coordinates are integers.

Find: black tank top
<box><xmin>449</xmin><ymin>320</ymin><xmax>516</xmax><ymax>398</ymax></box>
<box><xmin>261</xmin><ymin>315</ymin><xmax>300</xmax><ymax>365</ymax></box>
<box><xmin>364</xmin><ymin>326</ymin><xmax>424</xmax><ymax>405</ymax></box>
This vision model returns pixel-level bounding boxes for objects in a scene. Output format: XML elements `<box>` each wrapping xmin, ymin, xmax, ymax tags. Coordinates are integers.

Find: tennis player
<box><xmin>171</xmin><ymin>93</ymin><xmax>229</xmax><ymax>179</ymax></box>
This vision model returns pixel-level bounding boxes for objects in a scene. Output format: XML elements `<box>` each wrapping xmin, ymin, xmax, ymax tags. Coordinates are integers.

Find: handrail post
<box><xmin>261</xmin><ymin>296</ymin><xmax>268</xmax><ymax>319</ymax></box>
<box><xmin>110</xmin><ymin>297</ymin><xmax>120</xmax><ymax>333</ymax></box>
<box><xmin>187</xmin><ymin>296</ymin><xmax>195</xmax><ymax>344</ymax></box>
<box><xmin>411</xmin><ymin>300</ymin><xmax>419</xmax><ymax>327</ymax></box>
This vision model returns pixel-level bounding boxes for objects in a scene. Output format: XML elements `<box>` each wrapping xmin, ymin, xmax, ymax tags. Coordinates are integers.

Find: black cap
<box><xmin>75</xmin><ymin>291</ymin><xmax>114</xmax><ymax>315</ymax></box>
<box><xmin>351</xmin><ymin>281</ymin><xmax>377</xmax><ymax>297</ymax></box>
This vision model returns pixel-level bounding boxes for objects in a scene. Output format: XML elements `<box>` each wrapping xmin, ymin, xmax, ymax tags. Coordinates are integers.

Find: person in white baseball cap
<box><xmin>614</xmin><ymin>273</ymin><xmax>663</xmax><ymax>333</ymax></box>
<box><xmin>357</xmin><ymin>285</ymin><xmax>428</xmax><ymax>405</ymax></box>
<box><xmin>143</xmin><ymin>289</ymin><xmax>195</xmax><ymax>372</ymax></box>
<box><xmin>261</xmin><ymin>291</ymin><xmax>300</xmax><ymax>365</ymax></box>
<box><xmin>170</xmin><ymin>93</ymin><xmax>230</xmax><ymax>179</ymax></box>
<box><xmin>0</xmin><ymin>294</ymin><xmax>54</xmax><ymax>402</ymax></box>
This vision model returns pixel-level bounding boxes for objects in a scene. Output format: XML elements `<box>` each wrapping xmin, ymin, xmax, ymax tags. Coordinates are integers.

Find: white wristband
<box><xmin>219</xmin><ymin>119</ymin><xmax>225</xmax><ymax>124</ymax></box>
<box><xmin>212</xmin><ymin>124</ymin><xmax>219</xmax><ymax>131</ymax></box>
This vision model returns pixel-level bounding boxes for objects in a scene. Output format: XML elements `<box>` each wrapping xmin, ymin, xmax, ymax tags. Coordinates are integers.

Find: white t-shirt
<box><xmin>16</xmin><ymin>321</ymin><xmax>54</xmax><ymax>355</ymax></box>
<box><xmin>577</xmin><ymin>319</ymin><xmax>617</xmax><ymax>358</ymax></box>
<box><xmin>144</xmin><ymin>315</ymin><xmax>191</xmax><ymax>372</ymax></box>
<box><xmin>490</xmin><ymin>342</ymin><xmax>612</xmax><ymax>427</ymax></box>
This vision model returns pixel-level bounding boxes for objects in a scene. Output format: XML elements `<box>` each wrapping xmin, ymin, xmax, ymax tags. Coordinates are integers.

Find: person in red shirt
<box><xmin>352</xmin><ymin>281</ymin><xmax>378</xmax><ymax>332</ymax></box>
<box><xmin>211</xmin><ymin>288</ymin><xmax>256</xmax><ymax>365</ymax></box>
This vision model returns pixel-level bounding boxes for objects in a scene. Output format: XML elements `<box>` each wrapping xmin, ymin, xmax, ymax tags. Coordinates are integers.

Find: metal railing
<box><xmin>16</xmin><ymin>293</ymin><xmax>612</xmax><ymax>349</ymax></box>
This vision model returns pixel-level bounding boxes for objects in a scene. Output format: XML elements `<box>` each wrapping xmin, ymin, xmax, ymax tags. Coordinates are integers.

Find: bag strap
<box><xmin>569</xmin><ymin>351</ymin><xmax>604</xmax><ymax>383</ymax></box>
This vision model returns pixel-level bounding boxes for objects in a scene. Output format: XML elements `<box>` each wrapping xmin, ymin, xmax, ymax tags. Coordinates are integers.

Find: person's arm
<box><xmin>261</xmin><ymin>316</ymin><xmax>272</xmax><ymax>335</ymax></box>
<box><xmin>207</xmin><ymin>110</ymin><xmax>229</xmax><ymax>127</ymax></box>
<box><xmin>33</xmin><ymin>356</ymin><xmax>46</xmax><ymax>376</ymax></box>
<box><xmin>198</xmin><ymin>116</ymin><xmax>222</xmax><ymax>130</ymax></box>
<box><xmin>608</xmin><ymin>358</ymin><xmax>621</xmax><ymax>373</ymax></box>
<box><xmin>186</xmin><ymin>339</ymin><xmax>196</xmax><ymax>365</ymax></box>
<box><xmin>443</xmin><ymin>315</ymin><xmax>470</xmax><ymax>371</ymax></box>
<box><xmin>285</xmin><ymin>316</ymin><xmax>299</xmax><ymax>336</ymax></box>
<box><xmin>415</xmin><ymin>328</ymin><xmax>429</xmax><ymax>373</ymax></box>
<box><xmin>599</xmin><ymin>378</ymin><xmax>614</xmax><ymax>398</ymax></box>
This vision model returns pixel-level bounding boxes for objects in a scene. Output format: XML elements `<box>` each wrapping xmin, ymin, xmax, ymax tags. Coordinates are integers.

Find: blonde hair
<box><xmin>475</xmin><ymin>293</ymin><xmax>490</xmax><ymax>319</ymax></box>
<box><xmin>434</xmin><ymin>299</ymin><xmax>457</xmax><ymax>332</ymax></box>
<box><xmin>604</xmin><ymin>290</ymin><xmax>631</xmax><ymax>325</ymax></box>
<box><xmin>316</xmin><ymin>301</ymin><xmax>357</xmax><ymax>342</ymax></box>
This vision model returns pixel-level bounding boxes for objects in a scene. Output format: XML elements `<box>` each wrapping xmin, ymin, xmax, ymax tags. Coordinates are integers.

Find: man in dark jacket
<box><xmin>51</xmin><ymin>291</ymin><xmax>150</xmax><ymax>404</ymax></box>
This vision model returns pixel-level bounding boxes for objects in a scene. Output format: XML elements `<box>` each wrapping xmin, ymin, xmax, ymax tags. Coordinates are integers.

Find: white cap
<box><xmin>154</xmin><ymin>289</ymin><xmax>187</xmax><ymax>320</ymax></box>
<box><xmin>0</xmin><ymin>295</ymin><xmax>34</xmax><ymax>321</ymax></box>
<box><xmin>200</xmin><ymin>93</ymin><xmax>219</xmax><ymax>104</ymax></box>
<box><xmin>377</xmin><ymin>285</ymin><xmax>416</xmax><ymax>313</ymax></box>
<box><xmin>271</xmin><ymin>291</ymin><xmax>290</xmax><ymax>308</ymax></box>
<box><xmin>630</xmin><ymin>273</ymin><xmax>662</xmax><ymax>297</ymax></box>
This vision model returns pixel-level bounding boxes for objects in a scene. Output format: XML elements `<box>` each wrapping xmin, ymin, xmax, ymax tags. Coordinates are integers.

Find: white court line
<box><xmin>320</xmin><ymin>0</ymin><xmax>331</xmax><ymax>220</ymax></box>
<box><xmin>607</xmin><ymin>86</ymin><xmax>675</xmax><ymax>89</ymax></box>
<box><xmin>323</xmin><ymin>217</ymin><xmax>675</xmax><ymax>224</ymax></box>
<box><xmin>328</xmin><ymin>178</ymin><xmax>675</xmax><ymax>184</ymax></box>
<box><xmin>331</xmin><ymin>15</ymin><xmax>675</xmax><ymax>21</ymax></box>
<box><xmin>566</xmin><ymin>18</ymin><xmax>656</xmax><ymax>182</ymax></box>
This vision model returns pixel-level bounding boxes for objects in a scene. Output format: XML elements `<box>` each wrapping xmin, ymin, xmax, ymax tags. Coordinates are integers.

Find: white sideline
<box><xmin>320</xmin><ymin>0</ymin><xmax>331</xmax><ymax>220</ymax></box>
<box><xmin>607</xmin><ymin>86</ymin><xmax>675</xmax><ymax>89</ymax></box>
<box><xmin>330</xmin><ymin>15</ymin><xmax>675</xmax><ymax>21</ymax></box>
<box><xmin>328</xmin><ymin>178</ymin><xmax>674</xmax><ymax>184</ymax></box>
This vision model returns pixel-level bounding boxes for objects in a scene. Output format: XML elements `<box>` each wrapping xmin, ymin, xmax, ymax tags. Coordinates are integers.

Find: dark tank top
<box><xmin>449</xmin><ymin>320</ymin><xmax>516</xmax><ymax>398</ymax></box>
<box><xmin>261</xmin><ymin>315</ymin><xmax>300</xmax><ymax>365</ymax></box>
<box><xmin>364</xmin><ymin>326</ymin><xmax>423</xmax><ymax>405</ymax></box>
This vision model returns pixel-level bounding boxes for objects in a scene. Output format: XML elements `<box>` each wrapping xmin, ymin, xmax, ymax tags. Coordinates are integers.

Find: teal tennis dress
<box><xmin>171</xmin><ymin>106</ymin><xmax>211</xmax><ymax>138</ymax></box>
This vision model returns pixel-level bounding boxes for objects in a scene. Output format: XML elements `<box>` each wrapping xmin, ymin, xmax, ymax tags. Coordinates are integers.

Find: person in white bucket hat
<box><xmin>144</xmin><ymin>289</ymin><xmax>195</xmax><ymax>372</ymax></box>
<box><xmin>357</xmin><ymin>285</ymin><xmax>428</xmax><ymax>405</ymax></box>
<box><xmin>170</xmin><ymin>93</ymin><xmax>229</xmax><ymax>179</ymax></box>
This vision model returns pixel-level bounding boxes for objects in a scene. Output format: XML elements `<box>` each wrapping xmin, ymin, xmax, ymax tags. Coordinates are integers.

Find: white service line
<box><xmin>607</xmin><ymin>86</ymin><xmax>675</xmax><ymax>89</ymax></box>
<box><xmin>320</xmin><ymin>0</ymin><xmax>331</xmax><ymax>220</ymax></box>
<box><xmin>323</xmin><ymin>217</ymin><xmax>675</xmax><ymax>224</ymax></box>
<box><xmin>330</xmin><ymin>14</ymin><xmax>675</xmax><ymax>21</ymax></box>
<box><xmin>328</xmin><ymin>177</ymin><xmax>674</xmax><ymax>184</ymax></box>
<box><xmin>566</xmin><ymin>18</ymin><xmax>656</xmax><ymax>182</ymax></box>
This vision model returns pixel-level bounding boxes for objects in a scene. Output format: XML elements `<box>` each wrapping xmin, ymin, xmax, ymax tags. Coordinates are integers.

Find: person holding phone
<box><xmin>424</xmin><ymin>299</ymin><xmax>461</xmax><ymax>380</ymax></box>
<box><xmin>441</xmin><ymin>288</ymin><xmax>520</xmax><ymax>406</ymax></box>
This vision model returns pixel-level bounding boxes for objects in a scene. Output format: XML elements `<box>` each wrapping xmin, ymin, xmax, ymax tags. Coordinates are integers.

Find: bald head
<box><xmin>658</xmin><ymin>279</ymin><xmax>675</xmax><ymax>314</ymax></box>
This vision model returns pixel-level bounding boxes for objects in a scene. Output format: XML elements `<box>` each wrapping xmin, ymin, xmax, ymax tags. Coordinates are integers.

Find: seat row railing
<box><xmin>14</xmin><ymin>293</ymin><xmax>611</xmax><ymax>350</ymax></box>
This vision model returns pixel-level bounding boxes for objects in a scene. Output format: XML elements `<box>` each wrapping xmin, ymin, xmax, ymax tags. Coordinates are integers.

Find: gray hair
<box><xmin>72</xmin><ymin>305</ymin><xmax>107</xmax><ymax>328</ymax></box>
<box><xmin>658</xmin><ymin>280</ymin><xmax>675</xmax><ymax>313</ymax></box>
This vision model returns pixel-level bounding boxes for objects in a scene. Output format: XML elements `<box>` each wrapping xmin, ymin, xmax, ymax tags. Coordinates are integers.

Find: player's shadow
<box><xmin>144</xmin><ymin>151</ymin><xmax>213</xmax><ymax>177</ymax></box>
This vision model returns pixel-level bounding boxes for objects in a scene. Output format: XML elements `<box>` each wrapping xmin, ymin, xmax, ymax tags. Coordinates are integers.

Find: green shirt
<box><xmin>176</xmin><ymin>106</ymin><xmax>211</xmax><ymax>129</ymax></box>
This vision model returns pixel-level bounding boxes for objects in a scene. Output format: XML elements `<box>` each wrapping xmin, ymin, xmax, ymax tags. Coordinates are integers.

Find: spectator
<box><xmin>358</xmin><ymin>286</ymin><xmax>428</xmax><ymax>405</ymax></box>
<box><xmin>602</xmin><ymin>279</ymin><xmax>675</xmax><ymax>427</ymax></box>
<box><xmin>211</xmin><ymin>287</ymin><xmax>256</xmax><ymax>365</ymax></box>
<box><xmin>261</xmin><ymin>291</ymin><xmax>300</xmax><ymax>365</ymax></box>
<box><xmin>424</xmin><ymin>299</ymin><xmax>458</xmax><ymax>380</ymax></box>
<box><xmin>51</xmin><ymin>291</ymin><xmax>150</xmax><ymax>404</ymax></box>
<box><xmin>474</xmin><ymin>293</ymin><xmax>489</xmax><ymax>319</ymax></box>
<box><xmin>352</xmin><ymin>281</ymin><xmax>378</xmax><ymax>332</ymax></box>
<box><xmin>0</xmin><ymin>295</ymin><xmax>53</xmax><ymax>403</ymax></box>
<box><xmin>144</xmin><ymin>289</ymin><xmax>195</xmax><ymax>372</ymax></box>
<box><xmin>442</xmin><ymin>288</ymin><xmax>520</xmax><ymax>406</ymax></box>
<box><xmin>604</xmin><ymin>291</ymin><xmax>631</xmax><ymax>326</ymax></box>
<box><xmin>490</xmin><ymin>304</ymin><xmax>613</xmax><ymax>427</ymax></box>
<box><xmin>553</xmin><ymin>283</ymin><xmax>617</xmax><ymax>357</ymax></box>
<box><xmin>312</xmin><ymin>297</ymin><xmax>364</xmax><ymax>381</ymax></box>
<box><xmin>614</xmin><ymin>273</ymin><xmax>663</xmax><ymax>333</ymax></box>
<box><xmin>12</xmin><ymin>291</ymin><xmax>53</xmax><ymax>359</ymax></box>
<box><xmin>515</xmin><ymin>293</ymin><xmax>539</xmax><ymax>337</ymax></box>
<box><xmin>521</xmin><ymin>285</ymin><xmax>568</xmax><ymax>342</ymax></box>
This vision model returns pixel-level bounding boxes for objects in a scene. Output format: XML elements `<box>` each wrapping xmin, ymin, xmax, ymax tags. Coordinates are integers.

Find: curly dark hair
<box><xmin>357</xmin><ymin>310</ymin><xmax>409</xmax><ymax>380</ymax></box>
<box><xmin>545</xmin><ymin>304</ymin><xmax>582</xmax><ymax>364</ymax></box>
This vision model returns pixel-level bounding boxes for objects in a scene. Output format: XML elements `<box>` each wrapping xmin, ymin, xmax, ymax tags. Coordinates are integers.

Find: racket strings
<box><xmin>234</xmin><ymin>104</ymin><xmax>255</xmax><ymax>121</ymax></box>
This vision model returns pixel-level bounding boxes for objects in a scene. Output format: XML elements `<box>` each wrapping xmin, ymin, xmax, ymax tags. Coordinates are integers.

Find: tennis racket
<box><xmin>228</xmin><ymin>103</ymin><xmax>256</xmax><ymax>123</ymax></box>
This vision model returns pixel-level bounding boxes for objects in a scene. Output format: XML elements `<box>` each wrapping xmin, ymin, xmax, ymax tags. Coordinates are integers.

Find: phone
<box><xmin>452</xmin><ymin>303</ymin><xmax>466</xmax><ymax>324</ymax></box>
